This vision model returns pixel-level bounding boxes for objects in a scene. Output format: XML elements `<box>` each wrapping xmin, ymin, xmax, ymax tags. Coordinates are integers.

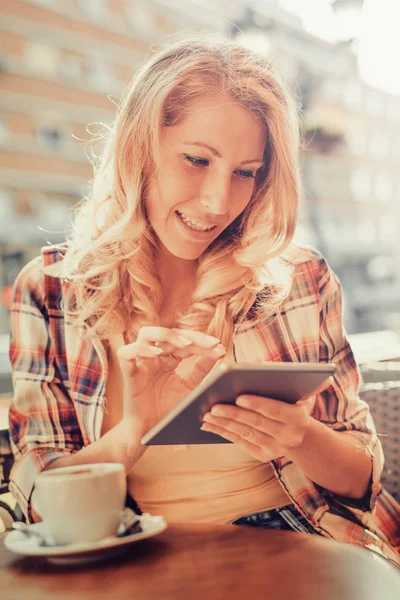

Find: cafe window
<box><xmin>78</xmin><ymin>0</ymin><xmax>108</xmax><ymax>21</ymax></box>
<box><xmin>387</xmin><ymin>99</ymin><xmax>400</xmax><ymax>123</ymax></box>
<box><xmin>37</xmin><ymin>124</ymin><xmax>66</xmax><ymax>152</ymax></box>
<box><xmin>357</xmin><ymin>220</ymin><xmax>377</xmax><ymax>244</ymax></box>
<box><xmin>379</xmin><ymin>213</ymin><xmax>398</xmax><ymax>243</ymax></box>
<box><xmin>321</xmin><ymin>79</ymin><xmax>341</xmax><ymax>102</ymax></box>
<box><xmin>365</xmin><ymin>91</ymin><xmax>385</xmax><ymax>117</ymax></box>
<box><xmin>370</xmin><ymin>133</ymin><xmax>389</xmax><ymax>160</ymax></box>
<box><xmin>350</xmin><ymin>168</ymin><xmax>371</xmax><ymax>202</ymax></box>
<box><xmin>392</xmin><ymin>138</ymin><xmax>400</xmax><ymax>162</ymax></box>
<box><xmin>343</xmin><ymin>81</ymin><xmax>363</xmax><ymax>110</ymax></box>
<box><xmin>366</xmin><ymin>255</ymin><xmax>395</xmax><ymax>284</ymax></box>
<box><xmin>1</xmin><ymin>251</ymin><xmax>24</xmax><ymax>288</ymax></box>
<box><xmin>58</xmin><ymin>53</ymin><xmax>82</xmax><ymax>81</ymax></box>
<box><xmin>0</xmin><ymin>190</ymin><xmax>14</xmax><ymax>220</ymax></box>
<box><xmin>127</xmin><ymin>2</ymin><xmax>155</xmax><ymax>37</ymax></box>
<box><xmin>347</xmin><ymin>127</ymin><xmax>367</xmax><ymax>155</ymax></box>
<box><xmin>84</xmin><ymin>56</ymin><xmax>116</xmax><ymax>92</ymax></box>
<box><xmin>0</xmin><ymin>121</ymin><xmax>9</xmax><ymax>145</ymax></box>
<box><xmin>374</xmin><ymin>172</ymin><xmax>393</xmax><ymax>204</ymax></box>
<box><xmin>25</xmin><ymin>42</ymin><xmax>59</xmax><ymax>78</ymax></box>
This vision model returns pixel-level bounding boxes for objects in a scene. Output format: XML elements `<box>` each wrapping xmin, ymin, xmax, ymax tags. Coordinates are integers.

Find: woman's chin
<box><xmin>165</xmin><ymin>244</ymin><xmax>207</xmax><ymax>261</ymax></box>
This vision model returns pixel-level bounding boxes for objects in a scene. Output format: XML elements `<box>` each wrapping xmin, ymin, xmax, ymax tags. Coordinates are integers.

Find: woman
<box><xmin>8</xmin><ymin>34</ymin><xmax>399</xmax><ymax>565</ymax></box>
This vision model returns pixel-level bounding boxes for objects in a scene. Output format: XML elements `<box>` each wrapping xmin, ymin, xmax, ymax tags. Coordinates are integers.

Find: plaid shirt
<box><xmin>8</xmin><ymin>244</ymin><xmax>400</xmax><ymax>566</ymax></box>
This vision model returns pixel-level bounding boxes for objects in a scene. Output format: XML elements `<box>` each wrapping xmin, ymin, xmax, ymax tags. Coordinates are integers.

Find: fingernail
<box><xmin>149</xmin><ymin>346</ymin><xmax>165</xmax><ymax>355</ymax></box>
<box><xmin>205</xmin><ymin>335</ymin><xmax>220</xmax><ymax>344</ymax></box>
<box><xmin>212</xmin><ymin>348</ymin><xmax>226</xmax><ymax>357</ymax></box>
<box><xmin>236</xmin><ymin>396</ymin><xmax>248</xmax><ymax>407</ymax></box>
<box><xmin>213</xmin><ymin>344</ymin><xmax>226</xmax><ymax>352</ymax></box>
<box><xmin>177</xmin><ymin>336</ymin><xmax>193</xmax><ymax>346</ymax></box>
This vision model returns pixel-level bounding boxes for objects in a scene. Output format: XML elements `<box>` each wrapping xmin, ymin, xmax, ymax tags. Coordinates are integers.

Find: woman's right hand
<box><xmin>117</xmin><ymin>326</ymin><xmax>226</xmax><ymax>443</ymax></box>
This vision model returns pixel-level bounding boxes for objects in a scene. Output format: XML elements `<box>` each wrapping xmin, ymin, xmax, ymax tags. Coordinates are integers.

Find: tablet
<box><xmin>141</xmin><ymin>362</ymin><xmax>336</xmax><ymax>446</ymax></box>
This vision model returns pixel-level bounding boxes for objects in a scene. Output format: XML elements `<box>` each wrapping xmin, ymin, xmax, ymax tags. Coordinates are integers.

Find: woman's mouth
<box><xmin>175</xmin><ymin>210</ymin><xmax>217</xmax><ymax>241</ymax></box>
<box><xmin>175</xmin><ymin>210</ymin><xmax>217</xmax><ymax>235</ymax></box>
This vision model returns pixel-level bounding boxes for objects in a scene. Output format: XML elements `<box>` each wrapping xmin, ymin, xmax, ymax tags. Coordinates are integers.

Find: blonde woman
<box><xmin>8</xmin><ymin>34</ymin><xmax>399</xmax><ymax>565</ymax></box>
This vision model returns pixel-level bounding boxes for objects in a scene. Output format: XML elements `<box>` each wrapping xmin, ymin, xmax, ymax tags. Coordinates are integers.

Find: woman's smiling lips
<box><xmin>174</xmin><ymin>210</ymin><xmax>219</xmax><ymax>240</ymax></box>
<box><xmin>176</xmin><ymin>210</ymin><xmax>219</xmax><ymax>230</ymax></box>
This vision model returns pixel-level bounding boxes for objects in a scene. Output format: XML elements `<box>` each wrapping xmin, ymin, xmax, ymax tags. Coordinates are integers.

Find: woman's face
<box><xmin>145</xmin><ymin>93</ymin><xmax>266</xmax><ymax>262</ymax></box>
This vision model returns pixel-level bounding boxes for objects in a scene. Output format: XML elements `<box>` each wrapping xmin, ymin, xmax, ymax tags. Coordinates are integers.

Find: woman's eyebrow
<box><xmin>183</xmin><ymin>141</ymin><xmax>263</xmax><ymax>165</ymax></box>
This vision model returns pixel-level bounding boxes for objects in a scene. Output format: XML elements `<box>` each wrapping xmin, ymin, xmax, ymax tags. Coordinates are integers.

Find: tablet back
<box><xmin>142</xmin><ymin>363</ymin><xmax>336</xmax><ymax>446</ymax></box>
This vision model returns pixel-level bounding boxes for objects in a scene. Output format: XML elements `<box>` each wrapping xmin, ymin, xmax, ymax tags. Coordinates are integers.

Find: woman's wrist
<box><xmin>41</xmin><ymin>418</ymin><xmax>145</xmax><ymax>474</ymax></box>
<box><xmin>114</xmin><ymin>417</ymin><xmax>147</xmax><ymax>471</ymax></box>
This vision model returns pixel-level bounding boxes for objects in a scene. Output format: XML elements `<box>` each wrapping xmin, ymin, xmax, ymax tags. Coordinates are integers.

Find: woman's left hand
<box><xmin>200</xmin><ymin>378</ymin><xmax>333</xmax><ymax>462</ymax></box>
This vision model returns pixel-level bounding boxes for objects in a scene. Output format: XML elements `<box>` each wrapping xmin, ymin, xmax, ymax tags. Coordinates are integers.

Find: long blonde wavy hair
<box><xmin>62</xmin><ymin>33</ymin><xmax>300</xmax><ymax>348</ymax></box>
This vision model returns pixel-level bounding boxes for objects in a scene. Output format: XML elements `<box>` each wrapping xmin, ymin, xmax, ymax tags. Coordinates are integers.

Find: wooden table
<box><xmin>1</xmin><ymin>524</ymin><xmax>399</xmax><ymax>600</ymax></box>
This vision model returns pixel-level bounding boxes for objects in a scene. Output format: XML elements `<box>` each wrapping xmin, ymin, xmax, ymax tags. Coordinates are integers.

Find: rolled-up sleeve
<box><xmin>8</xmin><ymin>257</ymin><xmax>83</xmax><ymax>521</ymax></box>
<box><xmin>314</xmin><ymin>259</ymin><xmax>384</xmax><ymax>511</ymax></box>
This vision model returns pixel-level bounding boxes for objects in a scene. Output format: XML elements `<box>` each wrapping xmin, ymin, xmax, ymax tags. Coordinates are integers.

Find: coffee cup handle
<box><xmin>31</xmin><ymin>487</ymin><xmax>43</xmax><ymax>518</ymax></box>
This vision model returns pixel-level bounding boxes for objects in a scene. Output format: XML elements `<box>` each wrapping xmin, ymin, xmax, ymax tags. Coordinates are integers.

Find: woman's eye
<box><xmin>184</xmin><ymin>154</ymin><xmax>209</xmax><ymax>168</ymax></box>
<box><xmin>183</xmin><ymin>155</ymin><xmax>255</xmax><ymax>180</ymax></box>
<box><xmin>235</xmin><ymin>170</ymin><xmax>255</xmax><ymax>180</ymax></box>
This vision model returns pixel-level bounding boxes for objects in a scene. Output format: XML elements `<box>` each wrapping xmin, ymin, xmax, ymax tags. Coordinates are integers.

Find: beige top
<box><xmin>103</xmin><ymin>334</ymin><xmax>290</xmax><ymax>524</ymax></box>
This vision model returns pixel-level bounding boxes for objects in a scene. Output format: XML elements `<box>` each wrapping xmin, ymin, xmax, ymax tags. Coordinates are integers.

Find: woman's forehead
<box><xmin>162</xmin><ymin>95</ymin><xmax>266</xmax><ymax>157</ymax></box>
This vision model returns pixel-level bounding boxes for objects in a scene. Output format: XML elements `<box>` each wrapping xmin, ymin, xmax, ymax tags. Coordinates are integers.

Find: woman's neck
<box><xmin>155</xmin><ymin>250</ymin><xmax>198</xmax><ymax>327</ymax></box>
<box><xmin>156</xmin><ymin>247</ymin><xmax>198</xmax><ymax>294</ymax></box>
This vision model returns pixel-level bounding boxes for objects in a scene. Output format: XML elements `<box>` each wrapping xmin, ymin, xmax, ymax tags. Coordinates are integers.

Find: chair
<box><xmin>0</xmin><ymin>429</ymin><xmax>22</xmax><ymax>529</ymax></box>
<box><xmin>359</xmin><ymin>362</ymin><xmax>400</xmax><ymax>502</ymax></box>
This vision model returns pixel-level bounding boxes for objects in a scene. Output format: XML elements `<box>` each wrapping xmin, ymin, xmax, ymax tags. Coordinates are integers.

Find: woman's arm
<box><xmin>27</xmin><ymin>418</ymin><xmax>144</xmax><ymax>523</ymax></box>
<box><xmin>8</xmin><ymin>255</ymin><xmax>144</xmax><ymax>522</ymax></box>
<box><xmin>287</xmin><ymin>418</ymin><xmax>372</xmax><ymax>499</ymax></box>
<box><xmin>201</xmin><ymin>257</ymin><xmax>383</xmax><ymax>504</ymax></box>
<box><xmin>202</xmin><ymin>388</ymin><xmax>373</xmax><ymax>499</ymax></box>
<box><xmin>44</xmin><ymin>416</ymin><xmax>145</xmax><ymax>472</ymax></box>
<box><xmin>10</xmin><ymin>253</ymin><xmax>226</xmax><ymax>523</ymax></box>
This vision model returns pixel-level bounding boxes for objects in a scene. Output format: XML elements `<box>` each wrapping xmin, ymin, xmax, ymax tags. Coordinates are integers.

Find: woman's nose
<box><xmin>200</xmin><ymin>174</ymin><xmax>230</xmax><ymax>216</ymax></box>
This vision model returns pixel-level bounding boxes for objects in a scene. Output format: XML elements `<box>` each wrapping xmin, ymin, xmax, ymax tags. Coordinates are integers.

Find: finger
<box><xmin>206</xmin><ymin>404</ymin><xmax>282</xmax><ymax>438</ymax></box>
<box><xmin>117</xmin><ymin>335</ymin><xmax>192</xmax><ymax>363</ymax></box>
<box><xmin>152</xmin><ymin>341</ymin><xmax>225</xmax><ymax>359</ymax></box>
<box><xmin>137</xmin><ymin>326</ymin><xmax>220</xmax><ymax>349</ymax></box>
<box><xmin>136</xmin><ymin>327</ymin><xmax>194</xmax><ymax>351</ymax></box>
<box><xmin>173</xmin><ymin>329</ymin><xmax>221</xmax><ymax>348</ymax></box>
<box><xmin>182</xmin><ymin>354</ymin><xmax>226</xmax><ymax>388</ymax></box>
<box><xmin>166</xmin><ymin>344</ymin><xmax>226</xmax><ymax>360</ymax></box>
<box><xmin>117</xmin><ymin>342</ymin><xmax>164</xmax><ymax>379</ymax></box>
<box><xmin>136</xmin><ymin>330</ymin><xmax>224</xmax><ymax>362</ymax></box>
<box><xmin>117</xmin><ymin>342</ymin><xmax>164</xmax><ymax>361</ymax></box>
<box><xmin>202</xmin><ymin>412</ymin><xmax>276</xmax><ymax>445</ymax></box>
<box><xmin>150</xmin><ymin>341</ymin><xmax>189</xmax><ymax>354</ymax></box>
<box><xmin>200</xmin><ymin>422</ymin><xmax>274</xmax><ymax>461</ymax></box>
<box><xmin>141</xmin><ymin>334</ymin><xmax>194</xmax><ymax>352</ymax></box>
<box><xmin>235</xmin><ymin>394</ymin><xmax>294</xmax><ymax>423</ymax></box>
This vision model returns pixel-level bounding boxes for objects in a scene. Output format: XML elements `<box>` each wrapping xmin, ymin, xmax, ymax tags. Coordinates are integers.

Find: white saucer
<box><xmin>4</xmin><ymin>514</ymin><xmax>167</xmax><ymax>564</ymax></box>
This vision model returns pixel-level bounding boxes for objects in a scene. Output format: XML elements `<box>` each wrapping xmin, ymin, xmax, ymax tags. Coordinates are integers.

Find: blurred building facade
<box><xmin>1</xmin><ymin>0</ymin><xmax>400</xmax><ymax>334</ymax></box>
<box><xmin>232</xmin><ymin>1</ymin><xmax>400</xmax><ymax>332</ymax></box>
<box><xmin>0</xmin><ymin>0</ymin><xmax>221</xmax><ymax>332</ymax></box>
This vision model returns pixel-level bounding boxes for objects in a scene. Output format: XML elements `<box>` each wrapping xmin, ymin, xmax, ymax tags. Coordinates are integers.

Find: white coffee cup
<box><xmin>31</xmin><ymin>463</ymin><xmax>126</xmax><ymax>545</ymax></box>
